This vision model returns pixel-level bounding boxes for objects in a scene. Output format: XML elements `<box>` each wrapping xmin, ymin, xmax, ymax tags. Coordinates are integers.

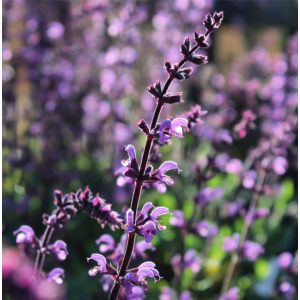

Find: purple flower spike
<box><xmin>223</xmin><ymin>234</ymin><xmax>240</xmax><ymax>253</ymax></box>
<box><xmin>51</xmin><ymin>240</ymin><xmax>68</xmax><ymax>261</ymax></box>
<box><xmin>219</xmin><ymin>287</ymin><xmax>240</xmax><ymax>300</ymax></box>
<box><xmin>140</xmin><ymin>221</ymin><xmax>157</xmax><ymax>243</ymax></box>
<box><xmin>278</xmin><ymin>252</ymin><xmax>293</xmax><ymax>269</ymax></box>
<box><xmin>48</xmin><ymin>268</ymin><xmax>65</xmax><ymax>285</ymax></box>
<box><xmin>96</xmin><ymin>234</ymin><xmax>115</xmax><ymax>253</ymax></box>
<box><xmin>87</xmin><ymin>253</ymin><xmax>108</xmax><ymax>276</ymax></box>
<box><xmin>125</xmin><ymin>209</ymin><xmax>135</xmax><ymax>233</ymax></box>
<box><xmin>13</xmin><ymin>225</ymin><xmax>35</xmax><ymax>244</ymax></box>
<box><xmin>242</xmin><ymin>241</ymin><xmax>264</xmax><ymax>261</ymax></box>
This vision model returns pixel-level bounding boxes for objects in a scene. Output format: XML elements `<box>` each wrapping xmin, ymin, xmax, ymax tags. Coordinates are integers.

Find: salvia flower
<box><xmin>48</xmin><ymin>268</ymin><xmax>65</xmax><ymax>285</ymax></box>
<box><xmin>219</xmin><ymin>287</ymin><xmax>240</xmax><ymax>300</ymax></box>
<box><xmin>278</xmin><ymin>252</ymin><xmax>293</xmax><ymax>269</ymax></box>
<box><xmin>195</xmin><ymin>187</ymin><xmax>223</xmax><ymax>206</ymax></box>
<box><xmin>279</xmin><ymin>282</ymin><xmax>296</xmax><ymax>300</ymax></box>
<box><xmin>125</xmin><ymin>202</ymin><xmax>170</xmax><ymax>243</ymax></box>
<box><xmin>148</xmin><ymin>81</ymin><xmax>182</xmax><ymax>104</ymax></box>
<box><xmin>13</xmin><ymin>225</ymin><xmax>36</xmax><ymax>244</ymax></box>
<box><xmin>48</xmin><ymin>240</ymin><xmax>68</xmax><ymax>261</ymax></box>
<box><xmin>185</xmin><ymin>105</ymin><xmax>207</xmax><ymax>128</ymax></box>
<box><xmin>242</xmin><ymin>241</ymin><xmax>264</xmax><ymax>261</ymax></box>
<box><xmin>169</xmin><ymin>210</ymin><xmax>185</xmax><ymax>228</ymax></box>
<box><xmin>195</xmin><ymin>220</ymin><xmax>218</xmax><ymax>239</ymax></box>
<box><xmin>122</xmin><ymin>261</ymin><xmax>161</xmax><ymax>296</ymax></box>
<box><xmin>223</xmin><ymin>234</ymin><xmax>240</xmax><ymax>253</ymax></box>
<box><xmin>165</xmin><ymin>61</ymin><xmax>193</xmax><ymax>80</ymax></box>
<box><xmin>87</xmin><ymin>253</ymin><xmax>117</xmax><ymax>277</ymax></box>
<box><xmin>154</xmin><ymin>118</ymin><xmax>189</xmax><ymax>145</ymax></box>
<box><xmin>96</xmin><ymin>234</ymin><xmax>116</xmax><ymax>254</ymax></box>
<box><xmin>172</xmin><ymin>249</ymin><xmax>202</xmax><ymax>274</ymax></box>
<box><xmin>149</xmin><ymin>161</ymin><xmax>182</xmax><ymax>186</ymax></box>
<box><xmin>122</xmin><ymin>144</ymin><xmax>139</xmax><ymax>178</ymax></box>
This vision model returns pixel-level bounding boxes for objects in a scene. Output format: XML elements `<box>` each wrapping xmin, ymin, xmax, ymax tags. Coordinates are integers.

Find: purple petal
<box><xmin>87</xmin><ymin>253</ymin><xmax>107</xmax><ymax>272</ymax></box>
<box><xmin>140</xmin><ymin>221</ymin><xmax>157</xmax><ymax>243</ymax></box>
<box><xmin>278</xmin><ymin>252</ymin><xmax>293</xmax><ymax>269</ymax></box>
<box><xmin>150</xmin><ymin>207</ymin><xmax>169</xmax><ymax>220</ymax></box>
<box><xmin>126</xmin><ymin>209</ymin><xmax>135</xmax><ymax>233</ymax></box>
<box><xmin>140</xmin><ymin>202</ymin><xmax>154</xmax><ymax>218</ymax></box>
<box><xmin>159</xmin><ymin>119</ymin><xmax>172</xmax><ymax>131</ymax></box>
<box><xmin>138</xmin><ymin>261</ymin><xmax>156</xmax><ymax>270</ymax></box>
<box><xmin>158</xmin><ymin>161</ymin><xmax>181</xmax><ymax>175</ymax></box>
<box><xmin>125</xmin><ymin>144</ymin><xmax>136</xmax><ymax>160</ymax></box>
<box><xmin>52</xmin><ymin>240</ymin><xmax>68</xmax><ymax>261</ymax></box>
<box><xmin>171</xmin><ymin>118</ymin><xmax>188</xmax><ymax>138</ymax></box>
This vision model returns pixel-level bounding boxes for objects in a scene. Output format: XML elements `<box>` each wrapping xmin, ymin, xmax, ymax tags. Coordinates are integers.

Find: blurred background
<box><xmin>3</xmin><ymin>0</ymin><xmax>298</xmax><ymax>299</ymax></box>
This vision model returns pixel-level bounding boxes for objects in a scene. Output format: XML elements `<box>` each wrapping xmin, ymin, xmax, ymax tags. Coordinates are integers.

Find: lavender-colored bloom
<box><xmin>169</xmin><ymin>210</ymin><xmax>185</xmax><ymax>228</ymax></box>
<box><xmin>242</xmin><ymin>170</ymin><xmax>257</xmax><ymax>189</ymax></box>
<box><xmin>135</xmin><ymin>240</ymin><xmax>155</xmax><ymax>258</ymax></box>
<box><xmin>225</xmin><ymin>159</ymin><xmax>243</xmax><ymax>174</ymax></box>
<box><xmin>123</xmin><ymin>261</ymin><xmax>161</xmax><ymax>296</ymax></box>
<box><xmin>272</xmin><ymin>156</ymin><xmax>288</xmax><ymax>175</ymax></box>
<box><xmin>242</xmin><ymin>241</ymin><xmax>264</xmax><ymax>261</ymax></box>
<box><xmin>87</xmin><ymin>254</ymin><xmax>108</xmax><ymax>276</ymax></box>
<box><xmin>172</xmin><ymin>249</ymin><xmax>201</xmax><ymax>274</ymax></box>
<box><xmin>50</xmin><ymin>240</ymin><xmax>68</xmax><ymax>261</ymax></box>
<box><xmin>150</xmin><ymin>206</ymin><xmax>169</xmax><ymax>221</ymax></box>
<box><xmin>278</xmin><ymin>252</ymin><xmax>293</xmax><ymax>269</ymax></box>
<box><xmin>223</xmin><ymin>234</ymin><xmax>240</xmax><ymax>253</ymax></box>
<box><xmin>223</xmin><ymin>201</ymin><xmax>244</xmax><ymax>218</ymax></box>
<box><xmin>255</xmin><ymin>208</ymin><xmax>270</xmax><ymax>219</ymax></box>
<box><xmin>125</xmin><ymin>209</ymin><xmax>135</xmax><ymax>233</ymax></box>
<box><xmin>179</xmin><ymin>291</ymin><xmax>193</xmax><ymax>300</ymax></box>
<box><xmin>219</xmin><ymin>287</ymin><xmax>240</xmax><ymax>300</ymax></box>
<box><xmin>140</xmin><ymin>221</ymin><xmax>157</xmax><ymax>243</ymax></box>
<box><xmin>196</xmin><ymin>187</ymin><xmax>223</xmax><ymax>206</ymax></box>
<box><xmin>196</xmin><ymin>221</ymin><xmax>218</xmax><ymax>239</ymax></box>
<box><xmin>96</xmin><ymin>234</ymin><xmax>115</xmax><ymax>254</ymax></box>
<box><xmin>185</xmin><ymin>105</ymin><xmax>207</xmax><ymax>128</ymax></box>
<box><xmin>13</xmin><ymin>225</ymin><xmax>35</xmax><ymax>244</ymax></box>
<box><xmin>122</xmin><ymin>144</ymin><xmax>139</xmax><ymax>178</ymax></box>
<box><xmin>279</xmin><ymin>282</ymin><xmax>296</xmax><ymax>300</ymax></box>
<box><xmin>160</xmin><ymin>287</ymin><xmax>175</xmax><ymax>300</ymax></box>
<box><xmin>150</xmin><ymin>161</ymin><xmax>181</xmax><ymax>186</ymax></box>
<box><xmin>48</xmin><ymin>268</ymin><xmax>65</xmax><ymax>285</ymax></box>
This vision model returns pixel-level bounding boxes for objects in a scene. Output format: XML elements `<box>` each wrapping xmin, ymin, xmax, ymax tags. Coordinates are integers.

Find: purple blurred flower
<box><xmin>13</xmin><ymin>225</ymin><xmax>35</xmax><ymax>244</ymax></box>
<box><xmin>278</xmin><ymin>252</ymin><xmax>293</xmax><ymax>269</ymax></box>
<box><xmin>96</xmin><ymin>234</ymin><xmax>115</xmax><ymax>254</ymax></box>
<box><xmin>48</xmin><ymin>268</ymin><xmax>65</xmax><ymax>285</ymax></box>
<box><xmin>242</xmin><ymin>241</ymin><xmax>264</xmax><ymax>261</ymax></box>
<box><xmin>223</xmin><ymin>234</ymin><xmax>240</xmax><ymax>253</ymax></box>
<box><xmin>272</xmin><ymin>156</ymin><xmax>288</xmax><ymax>175</ymax></box>
<box><xmin>49</xmin><ymin>240</ymin><xmax>68</xmax><ymax>261</ymax></box>
<box><xmin>219</xmin><ymin>287</ymin><xmax>240</xmax><ymax>300</ymax></box>
<box><xmin>242</xmin><ymin>170</ymin><xmax>257</xmax><ymax>189</ymax></box>
<box><xmin>255</xmin><ymin>208</ymin><xmax>270</xmax><ymax>219</ymax></box>
<box><xmin>172</xmin><ymin>249</ymin><xmax>201</xmax><ymax>274</ymax></box>
<box><xmin>196</xmin><ymin>187</ymin><xmax>223</xmax><ymax>206</ymax></box>
<box><xmin>179</xmin><ymin>291</ymin><xmax>193</xmax><ymax>300</ymax></box>
<box><xmin>196</xmin><ymin>221</ymin><xmax>218</xmax><ymax>239</ymax></box>
<box><xmin>279</xmin><ymin>282</ymin><xmax>296</xmax><ymax>300</ymax></box>
<box><xmin>169</xmin><ymin>210</ymin><xmax>185</xmax><ymax>228</ymax></box>
<box><xmin>225</xmin><ymin>159</ymin><xmax>243</xmax><ymax>174</ymax></box>
<box><xmin>160</xmin><ymin>287</ymin><xmax>175</xmax><ymax>300</ymax></box>
<box><xmin>223</xmin><ymin>201</ymin><xmax>244</xmax><ymax>218</ymax></box>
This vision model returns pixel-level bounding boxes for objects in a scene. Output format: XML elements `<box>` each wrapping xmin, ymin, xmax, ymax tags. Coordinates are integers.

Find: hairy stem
<box><xmin>221</xmin><ymin>169</ymin><xmax>267</xmax><ymax>294</ymax></box>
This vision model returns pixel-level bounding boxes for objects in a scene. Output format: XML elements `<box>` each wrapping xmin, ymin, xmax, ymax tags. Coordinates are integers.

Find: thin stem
<box><xmin>38</xmin><ymin>228</ymin><xmax>55</xmax><ymax>274</ymax></box>
<box><xmin>220</xmin><ymin>169</ymin><xmax>267</xmax><ymax>294</ymax></box>
<box><xmin>108</xmin><ymin>28</ymin><xmax>214</xmax><ymax>300</ymax></box>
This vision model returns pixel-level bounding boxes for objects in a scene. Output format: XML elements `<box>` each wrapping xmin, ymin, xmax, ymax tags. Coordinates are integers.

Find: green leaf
<box><xmin>254</xmin><ymin>259</ymin><xmax>270</xmax><ymax>280</ymax></box>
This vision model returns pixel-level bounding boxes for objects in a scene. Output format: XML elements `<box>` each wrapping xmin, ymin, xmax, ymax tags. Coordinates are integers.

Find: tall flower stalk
<box><xmin>108</xmin><ymin>11</ymin><xmax>224</xmax><ymax>300</ymax></box>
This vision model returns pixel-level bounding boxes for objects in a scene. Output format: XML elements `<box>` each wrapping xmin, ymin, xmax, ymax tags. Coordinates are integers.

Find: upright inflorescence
<box><xmin>85</xmin><ymin>11</ymin><xmax>224</xmax><ymax>300</ymax></box>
